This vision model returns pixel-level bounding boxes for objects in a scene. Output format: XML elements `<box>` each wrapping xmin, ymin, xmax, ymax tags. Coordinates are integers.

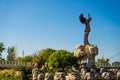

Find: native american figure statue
<box><xmin>79</xmin><ymin>13</ymin><xmax>92</xmax><ymax>45</ymax></box>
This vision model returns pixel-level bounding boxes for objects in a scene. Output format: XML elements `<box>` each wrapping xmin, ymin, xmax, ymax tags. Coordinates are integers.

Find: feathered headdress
<box><xmin>79</xmin><ymin>13</ymin><xmax>86</xmax><ymax>24</ymax></box>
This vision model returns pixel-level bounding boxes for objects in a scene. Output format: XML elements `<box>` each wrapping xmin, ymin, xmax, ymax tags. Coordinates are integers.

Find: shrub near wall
<box><xmin>13</xmin><ymin>66</ymin><xmax>32</xmax><ymax>74</ymax></box>
<box><xmin>0</xmin><ymin>69</ymin><xmax>23</xmax><ymax>80</ymax></box>
<box><xmin>0</xmin><ymin>74</ymin><xmax>23</xmax><ymax>80</ymax></box>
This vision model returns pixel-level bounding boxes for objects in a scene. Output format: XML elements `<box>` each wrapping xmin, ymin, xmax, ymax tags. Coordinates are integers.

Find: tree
<box><xmin>32</xmin><ymin>52</ymin><xmax>39</xmax><ymax>64</ymax></box>
<box><xmin>16</xmin><ymin>57</ymin><xmax>22</xmax><ymax>62</ymax></box>
<box><xmin>37</xmin><ymin>48</ymin><xmax>56</xmax><ymax>67</ymax></box>
<box><xmin>48</xmin><ymin>50</ymin><xmax>78</xmax><ymax>71</ymax></box>
<box><xmin>96</xmin><ymin>57</ymin><xmax>110</xmax><ymax>65</ymax></box>
<box><xmin>22</xmin><ymin>55</ymin><xmax>33</xmax><ymax>62</ymax></box>
<box><xmin>7</xmin><ymin>46</ymin><xmax>16</xmax><ymax>61</ymax></box>
<box><xmin>0</xmin><ymin>42</ymin><xmax>5</xmax><ymax>60</ymax></box>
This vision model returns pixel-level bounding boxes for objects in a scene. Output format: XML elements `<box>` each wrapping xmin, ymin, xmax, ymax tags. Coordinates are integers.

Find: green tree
<box><xmin>96</xmin><ymin>57</ymin><xmax>110</xmax><ymax>65</ymax></box>
<box><xmin>16</xmin><ymin>55</ymin><xmax>33</xmax><ymax>62</ymax></box>
<box><xmin>7</xmin><ymin>46</ymin><xmax>16</xmax><ymax>61</ymax></box>
<box><xmin>37</xmin><ymin>48</ymin><xmax>56</xmax><ymax>67</ymax></box>
<box><xmin>48</xmin><ymin>50</ymin><xmax>78</xmax><ymax>71</ymax></box>
<box><xmin>22</xmin><ymin>55</ymin><xmax>33</xmax><ymax>62</ymax></box>
<box><xmin>0</xmin><ymin>42</ymin><xmax>5</xmax><ymax>60</ymax></box>
<box><xmin>16</xmin><ymin>57</ymin><xmax>22</xmax><ymax>62</ymax></box>
<box><xmin>32</xmin><ymin>52</ymin><xmax>39</xmax><ymax>64</ymax></box>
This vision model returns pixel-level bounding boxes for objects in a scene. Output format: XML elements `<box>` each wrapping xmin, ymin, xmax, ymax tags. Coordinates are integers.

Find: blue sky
<box><xmin>0</xmin><ymin>0</ymin><xmax>120</xmax><ymax>62</ymax></box>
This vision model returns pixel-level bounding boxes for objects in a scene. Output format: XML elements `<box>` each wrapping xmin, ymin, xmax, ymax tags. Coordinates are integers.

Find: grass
<box><xmin>0</xmin><ymin>74</ymin><xmax>23</xmax><ymax>80</ymax></box>
<box><xmin>0</xmin><ymin>69</ymin><xmax>23</xmax><ymax>80</ymax></box>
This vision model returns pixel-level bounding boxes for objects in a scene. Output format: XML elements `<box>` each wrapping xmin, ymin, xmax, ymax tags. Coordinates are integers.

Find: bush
<box><xmin>13</xmin><ymin>66</ymin><xmax>22</xmax><ymax>71</ymax></box>
<box><xmin>39</xmin><ymin>67</ymin><xmax>61</xmax><ymax>74</ymax></box>
<box><xmin>21</xmin><ymin>66</ymin><xmax>32</xmax><ymax>74</ymax></box>
<box><xmin>13</xmin><ymin>66</ymin><xmax>32</xmax><ymax>74</ymax></box>
<box><xmin>0</xmin><ymin>69</ymin><xmax>15</xmax><ymax>74</ymax></box>
<box><xmin>0</xmin><ymin>74</ymin><xmax>23</xmax><ymax>80</ymax></box>
<box><xmin>0</xmin><ymin>69</ymin><xmax>23</xmax><ymax>80</ymax></box>
<box><xmin>39</xmin><ymin>67</ymin><xmax>54</xmax><ymax>74</ymax></box>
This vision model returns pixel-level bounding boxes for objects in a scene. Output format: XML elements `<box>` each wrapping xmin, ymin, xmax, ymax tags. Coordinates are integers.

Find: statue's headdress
<box><xmin>79</xmin><ymin>13</ymin><xmax>86</xmax><ymax>24</ymax></box>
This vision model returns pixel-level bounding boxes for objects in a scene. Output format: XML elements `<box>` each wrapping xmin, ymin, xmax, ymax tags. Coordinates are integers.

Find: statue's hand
<box><xmin>88</xmin><ymin>13</ymin><xmax>92</xmax><ymax>21</ymax></box>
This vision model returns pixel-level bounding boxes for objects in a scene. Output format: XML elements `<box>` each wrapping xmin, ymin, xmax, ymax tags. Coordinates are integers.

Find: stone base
<box><xmin>74</xmin><ymin>44</ymin><xmax>98</xmax><ymax>69</ymax></box>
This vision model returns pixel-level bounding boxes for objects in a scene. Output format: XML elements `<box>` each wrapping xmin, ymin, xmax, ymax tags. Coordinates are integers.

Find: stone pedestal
<box><xmin>32</xmin><ymin>63</ymin><xmax>38</xmax><ymax>80</ymax></box>
<box><xmin>37</xmin><ymin>73</ymin><xmax>44</xmax><ymax>80</ymax></box>
<box><xmin>74</xmin><ymin>44</ymin><xmax>98</xmax><ymax>69</ymax></box>
<box><xmin>32</xmin><ymin>68</ymin><xmax>38</xmax><ymax>80</ymax></box>
<box><xmin>54</xmin><ymin>72</ymin><xmax>65</xmax><ymax>80</ymax></box>
<box><xmin>45</xmin><ymin>73</ymin><xmax>54</xmax><ymax>80</ymax></box>
<box><xmin>67</xmin><ymin>72</ymin><xmax>80</xmax><ymax>80</ymax></box>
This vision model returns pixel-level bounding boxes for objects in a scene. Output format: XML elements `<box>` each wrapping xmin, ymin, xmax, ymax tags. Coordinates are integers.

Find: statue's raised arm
<box><xmin>87</xmin><ymin>13</ymin><xmax>92</xmax><ymax>23</ymax></box>
<box><xmin>79</xmin><ymin>13</ymin><xmax>92</xmax><ymax>45</ymax></box>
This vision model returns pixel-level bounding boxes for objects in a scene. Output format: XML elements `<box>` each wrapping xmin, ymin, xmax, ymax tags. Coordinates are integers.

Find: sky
<box><xmin>0</xmin><ymin>0</ymin><xmax>120</xmax><ymax>62</ymax></box>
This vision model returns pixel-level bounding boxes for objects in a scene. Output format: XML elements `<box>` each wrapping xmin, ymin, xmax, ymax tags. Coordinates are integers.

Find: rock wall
<box><xmin>74</xmin><ymin>44</ymin><xmax>98</xmax><ymax>69</ymax></box>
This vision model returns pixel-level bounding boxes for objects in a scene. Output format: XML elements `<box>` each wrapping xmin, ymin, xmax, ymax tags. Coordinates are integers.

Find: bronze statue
<box><xmin>79</xmin><ymin>13</ymin><xmax>92</xmax><ymax>45</ymax></box>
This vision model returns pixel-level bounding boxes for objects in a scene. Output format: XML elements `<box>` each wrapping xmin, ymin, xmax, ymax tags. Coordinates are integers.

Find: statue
<box><xmin>74</xmin><ymin>14</ymin><xmax>98</xmax><ymax>70</ymax></box>
<box><xmin>79</xmin><ymin>13</ymin><xmax>92</xmax><ymax>45</ymax></box>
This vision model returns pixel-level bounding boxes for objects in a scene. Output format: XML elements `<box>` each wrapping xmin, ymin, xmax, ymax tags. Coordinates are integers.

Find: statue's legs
<box><xmin>84</xmin><ymin>32</ymin><xmax>90</xmax><ymax>45</ymax></box>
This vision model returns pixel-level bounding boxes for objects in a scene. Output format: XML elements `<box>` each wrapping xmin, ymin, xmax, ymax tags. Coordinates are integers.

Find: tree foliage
<box><xmin>16</xmin><ymin>56</ymin><xmax>33</xmax><ymax>62</ymax></box>
<box><xmin>48</xmin><ymin>50</ymin><xmax>78</xmax><ymax>70</ymax></box>
<box><xmin>32</xmin><ymin>53</ymin><xmax>39</xmax><ymax>64</ymax></box>
<box><xmin>36</xmin><ymin>48</ymin><xmax>56</xmax><ymax>67</ymax></box>
<box><xmin>22</xmin><ymin>55</ymin><xmax>33</xmax><ymax>62</ymax></box>
<box><xmin>0</xmin><ymin>42</ymin><xmax>5</xmax><ymax>60</ymax></box>
<box><xmin>7</xmin><ymin>46</ymin><xmax>16</xmax><ymax>61</ymax></box>
<box><xmin>96</xmin><ymin>57</ymin><xmax>110</xmax><ymax>65</ymax></box>
<box><xmin>16</xmin><ymin>57</ymin><xmax>22</xmax><ymax>62</ymax></box>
